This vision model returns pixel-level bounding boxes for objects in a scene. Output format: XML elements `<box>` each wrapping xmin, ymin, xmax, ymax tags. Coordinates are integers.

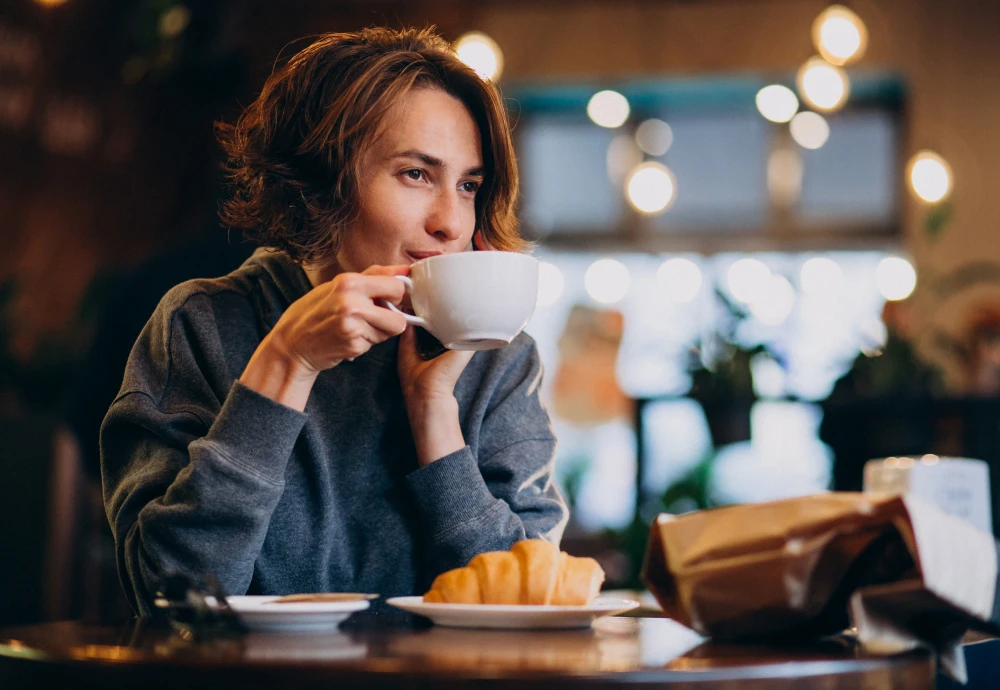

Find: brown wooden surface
<box><xmin>0</xmin><ymin>609</ymin><xmax>936</xmax><ymax>690</ymax></box>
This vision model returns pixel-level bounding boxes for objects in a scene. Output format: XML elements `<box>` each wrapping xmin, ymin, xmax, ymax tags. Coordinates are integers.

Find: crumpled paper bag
<box><xmin>641</xmin><ymin>492</ymin><xmax>999</xmax><ymax>683</ymax></box>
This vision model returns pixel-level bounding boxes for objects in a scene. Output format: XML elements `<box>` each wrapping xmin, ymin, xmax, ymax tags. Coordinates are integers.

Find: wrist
<box><xmin>240</xmin><ymin>332</ymin><xmax>319</xmax><ymax>412</ymax></box>
<box><xmin>406</xmin><ymin>397</ymin><xmax>465</xmax><ymax>466</ymax></box>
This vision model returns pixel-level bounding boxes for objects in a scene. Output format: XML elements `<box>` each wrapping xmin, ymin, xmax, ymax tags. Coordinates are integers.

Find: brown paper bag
<box><xmin>641</xmin><ymin>492</ymin><xmax>997</xmax><ymax>643</ymax></box>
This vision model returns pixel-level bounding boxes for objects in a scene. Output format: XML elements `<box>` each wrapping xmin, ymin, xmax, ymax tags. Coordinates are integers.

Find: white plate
<box><xmin>385</xmin><ymin>596</ymin><xmax>640</xmax><ymax>630</ymax></box>
<box><xmin>225</xmin><ymin>595</ymin><xmax>371</xmax><ymax>633</ymax></box>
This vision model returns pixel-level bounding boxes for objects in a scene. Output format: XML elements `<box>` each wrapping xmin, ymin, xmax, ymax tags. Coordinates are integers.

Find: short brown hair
<box><xmin>216</xmin><ymin>26</ymin><xmax>524</xmax><ymax>264</ymax></box>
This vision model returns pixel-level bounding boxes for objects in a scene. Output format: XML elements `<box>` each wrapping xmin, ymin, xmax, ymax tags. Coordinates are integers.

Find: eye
<box><xmin>460</xmin><ymin>180</ymin><xmax>482</xmax><ymax>194</ymax></box>
<box><xmin>402</xmin><ymin>169</ymin><xmax>426</xmax><ymax>182</ymax></box>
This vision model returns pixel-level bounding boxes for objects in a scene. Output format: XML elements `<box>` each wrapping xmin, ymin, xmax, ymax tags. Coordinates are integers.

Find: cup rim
<box><xmin>410</xmin><ymin>251</ymin><xmax>538</xmax><ymax>268</ymax></box>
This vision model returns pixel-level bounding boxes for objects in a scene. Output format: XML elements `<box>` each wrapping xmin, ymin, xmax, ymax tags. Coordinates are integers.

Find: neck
<box><xmin>302</xmin><ymin>258</ymin><xmax>343</xmax><ymax>288</ymax></box>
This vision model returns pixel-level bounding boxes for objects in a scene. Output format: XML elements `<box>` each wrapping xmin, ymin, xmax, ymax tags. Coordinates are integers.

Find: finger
<box><xmin>330</xmin><ymin>273</ymin><xmax>407</xmax><ymax>302</ymax></box>
<box><xmin>357</xmin><ymin>301</ymin><xmax>409</xmax><ymax>336</ymax></box>
<box><xmin>361</xmin><ymin>264</ymin><xmax>411</xmax><ymax>277</ymax></box>
<box><xmin>397</xmin><ymin>324</ymin><xmax>419</xmax><ymax>369</ymax></box>
<box><xmin>323</xmin><ymin>311</ymin><xmax>397</xmax><ymax>359</ymax></box>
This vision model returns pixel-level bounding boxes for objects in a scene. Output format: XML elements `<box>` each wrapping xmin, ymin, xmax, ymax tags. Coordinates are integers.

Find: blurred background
<box><xmin>3</xmin><ymin>0</ymin><xmax>1000</xmax><ymax>625</ymax></box>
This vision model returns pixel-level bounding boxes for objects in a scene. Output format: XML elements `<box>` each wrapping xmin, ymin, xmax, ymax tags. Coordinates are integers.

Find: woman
<box><xmin>101</xmin><ymin>27</ymin><xmax>567</xmax><ymax>615</ymax></box>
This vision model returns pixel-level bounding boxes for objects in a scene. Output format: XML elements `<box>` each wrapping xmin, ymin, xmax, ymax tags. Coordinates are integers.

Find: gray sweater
<box><xmin>101</xmin><ymin>249</ymin><xmax>568</xmax><ymax>615</ymax></box>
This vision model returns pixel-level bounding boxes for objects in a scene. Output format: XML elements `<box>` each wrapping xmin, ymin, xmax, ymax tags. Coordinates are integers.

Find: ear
<box><xmin>473</xmin><ymin>230</ymin><xmax>495</xmax><ymax>251</ymax></box>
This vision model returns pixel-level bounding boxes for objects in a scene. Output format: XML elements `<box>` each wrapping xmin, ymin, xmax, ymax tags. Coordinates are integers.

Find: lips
<box><xmin>406</xmin><ymin>250</ymin><xmax>445</xmax><ymax>262</ymax></box>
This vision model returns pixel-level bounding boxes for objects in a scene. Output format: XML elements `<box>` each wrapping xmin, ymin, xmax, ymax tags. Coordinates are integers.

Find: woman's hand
<box><xmin>240</xmin><ymin>265</ymin><xmax>410</xmax><ymax>411</ymax></box>
<box><xmin>398</xmin><ymin>325</ymin><xmax>475</xmax><ymax>466</ymax></box>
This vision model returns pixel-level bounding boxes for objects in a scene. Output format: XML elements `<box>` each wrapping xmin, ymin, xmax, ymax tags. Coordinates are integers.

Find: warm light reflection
<box><xmin>876</xmin><ymin>257</ymin><xmax>917</xmax><ymax>301</ymax></box>
<box><xmin>789</xmin><ymin>111</ymin><xmax>830</xmax><ymax>150</ymax></box>
<box><xmin>796</xmin><ymin>57</ymin><xmax>850</xmax><ymax>112</ymax></box>
<box><xmin>750</xmin><ymin>275</ymin><xmax>797</xmax><ymax>325</ymax></box>
<box><xmin>767</xmin><ymin>148</ymin><xmax>803</xmax><ymax>206</ymax></box>
<box><xmin>536</xmin><ymin>261</ymin><xmax>565</xmax><ymax>307</ymax></box>
<box><xmin>587</xmin><ymin>90</ymin><xmax>630</xmax><ymax>128</ymax></box>
<box><xmin>33</xmin><ymin>0</ymin><xmax>69</xmax><ymax>6</ymax></box>
<box><xmin>800</xmin><ymin>257</ymin><xmax>843</xmax><ymax>298</ymax></box>
<box><xmin>159</xmin><ymin>6</ymin><xmax>191</xmax><ymax>38</ymax></box>
<box><xmin>727</xmin><ymin>258</ymin><xmax>772</xmax><ymax>304</ymax></box>
<box><xmin>606</xmin><ymin>134</ymin><xmax>644</xmax><ymax>185</ymax></box>
<box><xmin>625</xmin><ymin>162</ymin><xmax>676</xmax><ymax>214</ymax></box>
<box><xmin>585</xmin><ymin>258</ymin><xmax>631</xmax><ymax>304</ymax></box>
<box><xmin>907</xmin><ymin>150</ymin><xmax>952</xmax><ymax>203</ymax></box>
<box><xmin>635</xmin><ymin>118</ymin><xmax>673</xmax><ymax>156</ymax></box>
<box><xmin>454</xmin><ymin>32</ymin><xmax>504</xmax><ymax>81</ymax></box>
<box><xmin>812</xmin><ymin>5</ymin><xmax>868</xmax><ymax>66</ymax></box>
<box><xmin>755</xmin><ymin>85</ymin><xmax>799</xmax><ymax>123</ymax></box>
<box><xmin>657</xmin><ymin>258</ymin><xmax>703</xmax><ymax>304</ymax></box>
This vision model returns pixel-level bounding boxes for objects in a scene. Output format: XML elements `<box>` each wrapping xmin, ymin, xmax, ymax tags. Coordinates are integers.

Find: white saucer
<box><xmin>385</xmin><ymin>596</ymin><xmax>640</xmax><ymax>630</ymax></box>
<box><xmin>225</xmin><ymin>595</ymin><xmax>371</xmax><ymax>633</ymax></box>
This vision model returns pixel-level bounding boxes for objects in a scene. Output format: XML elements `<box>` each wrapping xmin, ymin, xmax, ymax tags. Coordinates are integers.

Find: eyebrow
<box><xmin>391</xmin><ymin>149</ymin><xmax>485</xmax><ymax>177</ymax></box>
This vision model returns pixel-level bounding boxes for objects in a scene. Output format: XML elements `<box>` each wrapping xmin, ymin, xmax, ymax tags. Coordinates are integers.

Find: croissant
<box><xmin>423</xmin><ymin>539</ymin><xmax>605</xmax><ymax>606</ymax></box>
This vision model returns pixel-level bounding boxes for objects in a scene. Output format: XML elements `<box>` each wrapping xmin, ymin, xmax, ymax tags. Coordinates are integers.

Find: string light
<box><xmin>454</xmin><ymin>32</ymin><xmax>504</xmax><ymax>81</ymax></box>
<box><xmin>797</xmin><ymin>57</ymin><xmax>850</xmax><ymax>112</ymax></box>
<box><xmin>907</xmin><ymin>150</ymin><xmax>952</xmax><ymax>203</ymax></box>
<box><xmin>625</xmin><ymin>162</ymin><xmax>676</xmax><ymax>214</ymax></box>
<box><xmin>812</xmin><ymin>5</ymin><xmax>868</xmax><ymax>66</ymax></box>
<box><xmin>587</xmin><ymin>90</ymin><xmax>630</xmax><ymax>128</ymax></box>
<box><xmin>755</xmin><ymin>85</ymin><xmax>799</xmax><ymax>123</ymax></box>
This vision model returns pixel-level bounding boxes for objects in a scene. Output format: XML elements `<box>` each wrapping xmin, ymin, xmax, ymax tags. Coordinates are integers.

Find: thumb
<box><xmin>434</xmin><ymin>348</ymin><xmax>476</xmax><ymax>382</ymax></box>
<box><xmin>398</xmin><ymin>324</ymin><xmax>418</xmax><ymax>367</ymax></box>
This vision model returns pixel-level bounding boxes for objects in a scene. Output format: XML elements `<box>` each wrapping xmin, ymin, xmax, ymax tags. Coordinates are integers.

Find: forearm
<box><xmin>121</xmin><ymin>439</ymin><xmax>287</xmax><ymax>613</ymax></box>
<box><xmin>103</xmin><ymin>383</ymin><xmax>307</xmax><ymax>614</ymax></box>
<box><xmin>405</xmin><ymin>440</ymin><xmax>569</xmax><ymax>575</ymax></box>
<box><xmin>240</xmin><ymin>331</ymin><xmax>318</xmax><ymax>412</ymax></box>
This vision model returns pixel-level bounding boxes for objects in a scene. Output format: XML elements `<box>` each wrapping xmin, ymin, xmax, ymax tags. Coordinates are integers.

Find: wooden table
<box><xmin>0</xmin><ymin>608</ymin><xmax>935</xmax><ymax>689</ymax></box>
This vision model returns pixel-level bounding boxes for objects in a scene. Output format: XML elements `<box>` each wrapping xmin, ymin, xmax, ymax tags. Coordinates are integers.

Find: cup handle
<box><xmin>383</xmin><ymin>276</ymin><xmax>427</xmax><ymax>328</ymax></box>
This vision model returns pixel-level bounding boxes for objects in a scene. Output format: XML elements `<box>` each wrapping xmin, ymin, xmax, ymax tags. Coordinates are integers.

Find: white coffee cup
<box><xmin>863</xmin><ymin>455</ymin><xmax>993</xmax><ymax>534</ymax></box>
<box><xmin>387</xmin><ymin>251</ymin><xmax>539</xmax><ymax>351</ymax></box>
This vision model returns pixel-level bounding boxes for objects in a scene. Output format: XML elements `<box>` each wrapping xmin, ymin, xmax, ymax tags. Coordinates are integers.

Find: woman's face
<box><xmin>336</xmin><ymin>87</ymin><xmax>484</xmax><ymax>273</ymax></box>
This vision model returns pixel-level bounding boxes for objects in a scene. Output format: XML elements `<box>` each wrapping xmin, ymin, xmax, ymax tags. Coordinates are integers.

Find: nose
<box><xmin>426</xmin><ymin>188</ymin><xmax>468</xmax><ymax>244</ymax></box>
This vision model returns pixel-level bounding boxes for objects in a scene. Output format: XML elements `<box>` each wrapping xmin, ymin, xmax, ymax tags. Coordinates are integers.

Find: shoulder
<box><xmin>120</xmin><ymin>258</ymin><xmax>283</xmax><ymax>405</ymax></box>
<box><xmin>151</xmin><ymin>250</ymin><xmax>292</xmax><ymax>337</ymax></box>
<box><xmin>459</xmin><ymin>331</ymin><xmax>546</xmax><ymax>409</ymax></box>
<box><xmin>471</xmin><ymin>331</ymin><xmax>542</xmax><ymax>379</ymax></box>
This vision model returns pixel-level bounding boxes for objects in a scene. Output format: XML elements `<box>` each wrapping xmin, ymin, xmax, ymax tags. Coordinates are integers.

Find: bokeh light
<box><xmin>625</xmin><ymin>162</ymin><xmax>676</xmax><ymax>214</ymax></box>
<box><xmin>907</xmin><ymin>150</ymin><xmax>952</xmax><ymax>203</ymax></box>
<box><xmin>755</xmin><ymin>85</ymin><xmax>799</xmax><ymax>123</ymax></box>
<box><xmin>454</xmin><ymin>32</ymin><xmax>504</xmax><ymax>81</ymax></box>
<box><xmin>789</xmin><ymin>111</ymin><xmax>830</xmax><ymax>150</ymax></box>
<box><xmin>536</xmin><ymin>261</ymin><xmax>565</xmax><ymax>307</ymax></box>
<box><xmin>876</xmin><ymin>257</ymin><xmax>917</xmax><ymax>301</ymax></box>
<box><xmin>585</xmin><ymin>258</ymin><xmax>631</xmax><ymax>304</ymax></box>
<box><xmin>797</xmin><ymin>57</ymin><xmax>850</xmax><ymax>112</ymax></box>
<box><xmin>812</xmin><ymin>5</ymin><xmax>868</xmax><ymax>66</ymax></box>
<box><xmin>634</xmin><ymin>118</ymin><xmax>673</xmax><ymax>156</ymax></box>
<box><xmin>750</xmin><ymin>275</ymin><xmax>797</xmax><ymax>326</ymax></box>
<box><xmin>587</xmin><ymin>90</ymin><xmax>630</xmax><ymax>128</ymax></box>
<box><xmin>800</xmin><ymin>257</ymin><xmax>844</xmax><ymax>297</ymax></box>
<box><xmin>727</xmin><ymin>258</ymin><xmax>772</xmax><ymax>304</ymax></box>
<box><xmin>767</xmin><ymin>148</ymin><xmax>803</xmax><ymax>206</ymax></box>
<box><xmin>606</xmin><ymin>133</ymin><xmax>644</xmax><ymax>185</ymax></box>
<box><xmin>657</xmin><ymin>258</ymin><xmax>703</xmax><ymax>304</ymax></box>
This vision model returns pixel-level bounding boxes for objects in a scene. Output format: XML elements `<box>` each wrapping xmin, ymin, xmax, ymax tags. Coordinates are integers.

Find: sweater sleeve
<box><xmin>100</xmin><ymin>288</ymin><xmax>306</xmax><ymax>615</ymax></box>
<box><xmin>405</xmin><ymin>340</ymin><xmax>568</xmax><ymax>576</ymax></box>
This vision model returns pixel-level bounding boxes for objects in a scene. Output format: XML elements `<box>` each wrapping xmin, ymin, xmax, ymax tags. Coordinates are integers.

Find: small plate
<box><xmin>226</xmin><ymin>595</ymin><xmax>371</xmax><ymax>633</ymax></box>
<box><xmin>385</xmin><ymin>596</ymin><xmax>640</xmax><ymax>630</ymax></box>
